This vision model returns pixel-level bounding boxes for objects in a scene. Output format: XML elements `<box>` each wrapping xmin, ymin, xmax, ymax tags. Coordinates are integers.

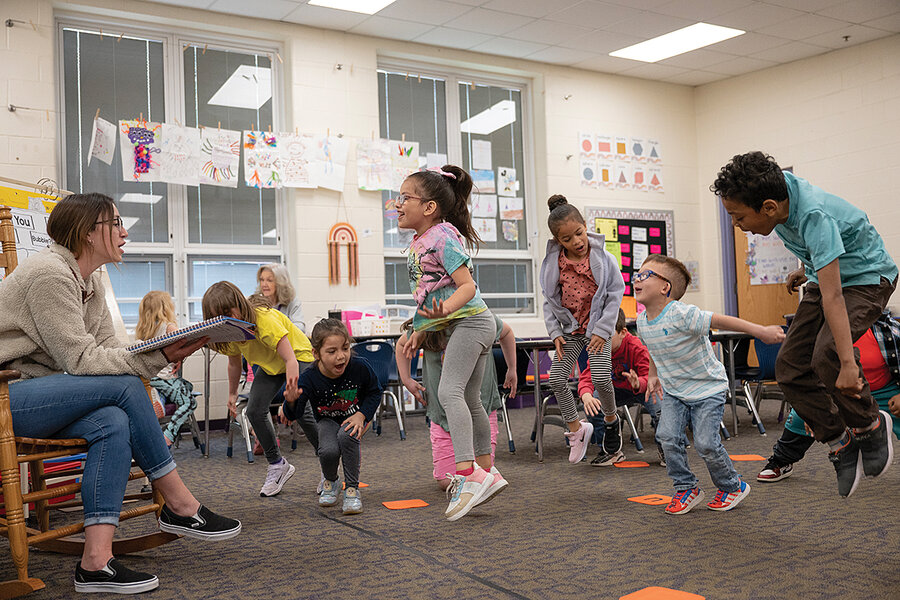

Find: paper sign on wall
<box><xmin>470</xmin><ymin>194</ymin><xmax>497</xmax><ymax>218</ymax></box>
<box><xmin>472</xmin><ymin>169</ymin><xmax>496</xmax><ymax>194</ymax></box>
<box><xmin>357</xmin><ymin>139</ymin><xmax>393</xmax><ymax>191</ymax></box>
<box><xmin>498</xmin><ymin>167</ymin><xmax>516</xmax><ymax>196</ymax></box>
<box><xmin>88</xmin><ymin>117</ymin><xmax>117</xmax><ymax>166</ymax></box>
<box><xmin>499</xmin><ymin>197</ymin><xmax>523</xmax><ymax>220</ymax></box>
<box><xmin>471</xmin><ymin>140</ymin><xmax>492</xmax><ymax>170</ymax></box>
<box><xmin>595</xmin><ymin>218</ymin><xmax>618</xmax><ymax>242</ymax></box>
<box><xmin>472</xmin><ymin>217</ymin><xmax>497</xmax><ymax>242</ymax></box>
<box><xmin>199</xmin><ymin>127</ymin><xmax>241</xmax><ymax>188</ymax></box>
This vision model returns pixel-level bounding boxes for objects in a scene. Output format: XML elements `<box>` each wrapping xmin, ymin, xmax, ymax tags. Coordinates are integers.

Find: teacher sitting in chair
<box><xmin>0</xmin><ymin>193</ymin><xmax>240</xmax><ymax>595</ymax></box>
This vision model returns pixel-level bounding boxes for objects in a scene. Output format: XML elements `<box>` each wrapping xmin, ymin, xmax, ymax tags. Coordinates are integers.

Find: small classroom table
<box><xmin>708</xmin><ymin>330</ymin><xmax>754</xmax><ymax>435</ymax></box>
<box><xmin>514</xmin><ymin>338</ymin><xmax>557</xmax><ymax>462</ymax></box>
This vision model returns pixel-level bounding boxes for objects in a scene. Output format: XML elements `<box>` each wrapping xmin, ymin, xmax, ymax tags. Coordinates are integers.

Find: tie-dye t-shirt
<box><xmin>408</xmin><ymin>222</ymin><xmax>487</xmax><ymax>332</ymax></box>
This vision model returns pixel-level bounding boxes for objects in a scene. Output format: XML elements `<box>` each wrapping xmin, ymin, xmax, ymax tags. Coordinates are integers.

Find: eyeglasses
<box><xmin>95</xmin><ymin>216</ymin><xmax>125</xmax><ymax>230</ymax></box>
<box><xmin>394</xmin><ymin>193</ymin><xmax>425</xmax><ymax>208</ymax></box>
<box><xmin>633</xmin><ymin>269</ymin><xmax>673</xmax><ymax>296</ymax></box>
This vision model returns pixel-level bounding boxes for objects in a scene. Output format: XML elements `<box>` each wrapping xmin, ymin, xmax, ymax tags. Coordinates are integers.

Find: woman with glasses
<box><xmin>0</xmin><ymin>193</ymin><xmax>240</xmax><ymax>594</ymax></box>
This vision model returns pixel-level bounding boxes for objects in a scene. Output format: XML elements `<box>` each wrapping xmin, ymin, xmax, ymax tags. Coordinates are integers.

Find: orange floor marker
<box><xmin>614</xmin><ymin>461</ymin><xmax>650</xmax><ymax>468</ymax></box>
<box><xmin>627</xmin><ymin>494</ymin><xmax>671</xmax><ymax>506</ymax></box>
<box><xmin>382</xmin><ymin>499</ymin><xmax>429</xmax><ymax>510</ymax></box>
<box><xmin>342</xmin><ymin>482</ymin><xmax>370</xmax><ymax>489</ymax></box>
<box><xmin>620</xmin><ymin>586</ymin><xmax>705</xmax><ymax>599</ymax></box>
<box><xmin>729</xmin><ymin>454</ymin><xmax>766</xmax><ymax>461</ymax></box>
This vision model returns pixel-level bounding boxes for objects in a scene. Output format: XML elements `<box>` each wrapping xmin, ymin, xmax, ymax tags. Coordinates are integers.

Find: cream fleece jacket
<box><xmin>0</xmin><ymin>243</ymin><xmax>168</xmax><ymax>380</ymax></box>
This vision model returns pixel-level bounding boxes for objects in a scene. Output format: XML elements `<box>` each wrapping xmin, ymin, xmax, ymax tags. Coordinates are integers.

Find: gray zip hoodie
<box><xmin>540</xmin><ymin>230</ymin><xmax>625</xmax><ymax>341</ymax></box>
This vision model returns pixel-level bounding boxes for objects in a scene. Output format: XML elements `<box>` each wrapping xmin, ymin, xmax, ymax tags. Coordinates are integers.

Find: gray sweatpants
<box><xmin>247</xmin><ymin>360</ymin><xmax>318</xmax><ymax>465</ymax></box>
<box><xmin>318</xmin><ymin>418</ymin><xmax>361</xmax><ymax>489</ymax></box>
<box><xmin>439</xmin><ymin>310</ymin><xmax>497</xmax><ymax>464</ymax></box>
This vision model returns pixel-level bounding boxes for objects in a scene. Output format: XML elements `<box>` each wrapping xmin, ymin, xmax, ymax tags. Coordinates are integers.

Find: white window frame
<box><xmin>377</xmin><ymin>59</ymin><xmax>539</xmax><ymax>316</ymax></box>
<box><xmin>56</xmin><ymin>14</ymin><xmax>287</xmax><ymax>326</ymax></box>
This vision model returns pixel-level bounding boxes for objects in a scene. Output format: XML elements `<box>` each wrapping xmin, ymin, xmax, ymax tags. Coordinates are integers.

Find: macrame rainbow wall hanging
<box><xmin>327</xmin><ymin>222</ymin><xmax>358</xmax><ymax>286</ymax></box>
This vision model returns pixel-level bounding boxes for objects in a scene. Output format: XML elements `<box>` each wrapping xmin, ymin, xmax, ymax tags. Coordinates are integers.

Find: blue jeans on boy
<box><xmin>656</xmin><ymin>391</ymin><xmax>740</xmax><ymax>493</ymax></box>
<box><xmin>589</xmin><ymin>387</ymin><xmax>660</xmax><ymax>445</ymax></box>
<box><xmin>9</xmin><ymin>374</ymin><xmax>176</xmax><ymax>527</ymax></box>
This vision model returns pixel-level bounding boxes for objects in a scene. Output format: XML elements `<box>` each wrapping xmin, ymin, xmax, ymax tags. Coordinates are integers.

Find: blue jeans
<box><xmin>656</xmin><ymin>391</ymin><xmax>740</xmax><ymax>493</ymax></box>
<box><xmin>9</xmin><ymin>374</ymin><xmax>176</xmax><ymax>527</ymax></box>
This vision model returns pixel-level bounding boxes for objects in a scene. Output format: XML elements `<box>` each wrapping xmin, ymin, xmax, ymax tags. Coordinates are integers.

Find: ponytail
<box><xmin>406</xmin><ymin>165</ymin><xmax>480</xmax><ymax>250</ymax></box>
<box><xmin>547</xmin><ymin>193</ymin><xmax>585</xmax><ymax>238</ymax></box>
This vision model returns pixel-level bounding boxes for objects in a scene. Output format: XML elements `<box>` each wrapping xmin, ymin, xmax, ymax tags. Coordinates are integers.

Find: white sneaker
<box><xmin>475</xmin><ymin>466</ymin><xmax>508</xmax><ymax>506</ymax></box>
<box><xmin>445</xmin><ymin>468</ymin><xmax>494</xmax><ymax>521</ymax></box>
<box><xmin>259</xmin><ymin>459</ymin><xmax>295</xmax><ymax>497</ymax></box>
<box><xmin>564</xmin><ymin>421</ymin><xmax>594</xmax><ymax>463</ymax></box>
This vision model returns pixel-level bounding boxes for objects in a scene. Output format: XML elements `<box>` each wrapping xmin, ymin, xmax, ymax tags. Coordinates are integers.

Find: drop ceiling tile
<box><xmin>819</xmin><ymin>0</ymin><xmax>900</xmax><ymax>23</ymax></box>
<box><xmin>558</xmin><ymin>29</ymin><xmax>644</xmax><ymax>54</ymax></box>
<box><xmin>349</xmin><ymin>16</ymin><xmax>435</xmax><ymax>41</ymax></box>
<box><xmin>207</xmin><ymin>0</ymin><xmax>300</xmax><ymax>20</ymax></box>
<box><xmin>758</xmin><ymin>0</ymin><xmax>843</xmax><ymax>10</ymax></box>
<box><xmin>663</xmin><ymin>69</ymin><xmax>728</xmax><ymax>86</ymax></box>
<box><xmin>758</xmin><ymin>13</ymin><xmax>847</xmax><ymax>40</ymax></box>
<box><xmin>750</xmin><ymin>40</ymin><xmax>831</xmax><ymax>62</ymax></box>
<box><xmin>704</xmin><ymin>31</ymin><xmax>791</xmax><ymax>55</ymax></box>
<box><xmin>470</xmin><ymin>37</ymin><xmax>550</xmax><ymax>58</ymax></box>
<box><xmin>705</xmin><ymin>55</ymin><xmax>778</xmax><ymax>76</ymax></box>
<box><xmin>598</xmin><ymin>0</ymin><xmax>673</xmax><ymax>9</ymax></box>
<box><xmin>143</xmin><ymin>0</ymin><xmax>216</xmax><ymax>9</ymax></box>
<box><xmin>573</xmin><ymin>53</ymin><xmax>639</xmax><ymax>74</ymax></box>
<box><xmin>414</xmin><ymin>26</ymin><xmax>494</xmax><ymax>49</ymax></box>
<box><xmin>653</xmin><ymin>0</ymin><xmax>754</xmax><ymax>22</ymax></box>
<box><xmin>546</xmin><ymin>0</ymin><xmax>643</xmax><ymax>29</ymax></box>
<box><xmin>610</xmin><ymin>12</ymin><xmax>694</xmax><ymax>38</ymax></box>
<box><xmin>451</xmin><ymin>0</ymin><xmax>491</xmax><ymax>5</ymax></box>
<box><xmin>443</xmin><ymin>7</ymin><xmax>534</xmax><ymax>35</ymax></box>
<box><xmin>803</xmin><ymin>24</ymin><xmax>893</xmax><ymax>49</ymax></box>
<box><xmin>525</xmin><ymin>46</ymin><xmax>595</xmax><ymax>65</ymax></box>
<box><xmin>618</xmin><ymin>62</ymin><xmax>689</xmax><ymax>80</ymax></box>
<box><xmin>375</xmin><ymin>0</ymin><xmax>473</xmax><ymax>25</ymax></box>
<box><xmin>282</xmin><ymin>4</ymin><xmax>369</xmax><ymax>29</ymax></box>
<box><xmin>482</xmin><ymin>0</ymin><xmax>581</xmax><ymax>19</ymax></box>
<box><xmin>505</xmin><ymin>18</ymin><xmax>592</xmax><ymax>45</ymax></box>
<box><xmin>660</xmin><ymin>48</ymin><xmax>738</xmax><ymax>69</ymax></box>
<box><xmin>864</xmin><ymin>12</ymin><xmax>900</xmax><ymax>32</ymax></box>
<box><xmin>712</xmin><ymin>3</ymin><xmax>804</xmax><ymax>30</ymax></box>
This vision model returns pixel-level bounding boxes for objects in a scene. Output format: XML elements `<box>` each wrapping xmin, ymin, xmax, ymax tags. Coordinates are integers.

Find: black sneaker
<box><xmin>158</xmin><ymin>504</ymin><xmax>242</xmax><ymax>540</ymax></box>
<box><xmin>602</xmin><ymin>417</ymin><xmax>622</xmax><ymax>455</ymax></box>
<box><xmin>74</xmin><ymin>558</ymin><xmax>158</xmax><ymax>594</ymax></box>
<box><xmin>590</xmin><ymin>450</ymin><xmax>625</xmax><ymax>466</ymax></box>
<box><xmin>855</xmin><ymin>410</ymin><xmax>894</xmax><ymax>478</ymax></box>
<box><xmin>828</xmin><ymin>435</ymin><xmax>863</xmax><ymax>497</ymax></box>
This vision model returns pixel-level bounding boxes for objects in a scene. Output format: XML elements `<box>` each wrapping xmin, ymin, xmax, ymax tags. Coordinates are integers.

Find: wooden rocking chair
<box><xmin>0</xmin><ymin>206</ymin><xmax>178</xmax><ymax>599</ymax></box>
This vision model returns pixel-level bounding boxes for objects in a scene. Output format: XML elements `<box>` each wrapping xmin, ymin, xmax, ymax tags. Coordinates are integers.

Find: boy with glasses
<box><xmin>634</xmin><ymin>254</ymin><xmax>785</xmax><ymax>514</ymax></box>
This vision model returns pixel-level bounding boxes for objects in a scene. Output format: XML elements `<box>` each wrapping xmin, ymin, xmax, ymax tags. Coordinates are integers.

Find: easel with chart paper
<box><xmin>0</xmin><ymin>176</ymin><xmax>66</xmax><ymax>281</ymax></box>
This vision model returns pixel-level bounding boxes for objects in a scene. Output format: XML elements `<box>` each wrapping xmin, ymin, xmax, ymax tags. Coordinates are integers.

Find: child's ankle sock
<box><xmin>456</xmin><ymin>466</ymin><xmax>474</xmax><ymax>477</ymax></box>
<box><xmin>852</xmin><ymin>419</ymin><xmax>879</xmax><ymax>434</ymax></box>
<box><xmin>827</xmin><ymin>430</ymin><xmax>851</xmax><ymax>452</ymax></box>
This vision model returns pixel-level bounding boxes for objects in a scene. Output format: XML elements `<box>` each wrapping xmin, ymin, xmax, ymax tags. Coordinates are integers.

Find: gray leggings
<box><xmin>318</xmin><ymin>418</ymin><xmax>361</xmax><ymax>489</ymax></box>
<box><xmin>548</xmin><ymin>332</ymin><xmax>615</xmax><ymax>424</ymax></box>
<box><xmin>247</xmin><ymin>360</ymin><xmax>318</xmax><ymax>465</ymax></box>
<box><xmin>439</xmin><ymin>310</ymin><xmax>496</xmax><ymax>464</ymax></box>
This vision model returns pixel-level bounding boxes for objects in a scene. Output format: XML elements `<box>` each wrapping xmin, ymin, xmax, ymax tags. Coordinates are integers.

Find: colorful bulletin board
<box><xmin>584</xmin><ymin>207</ymin><xmax>674</xmax><ymax>316</ymax></box>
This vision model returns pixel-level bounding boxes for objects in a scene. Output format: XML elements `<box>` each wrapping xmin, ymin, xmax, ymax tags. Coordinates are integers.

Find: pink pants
<box><xmin>431</xmin><ymin>410</ymin><xmax>499</xmax><ymax>481</ymax></box>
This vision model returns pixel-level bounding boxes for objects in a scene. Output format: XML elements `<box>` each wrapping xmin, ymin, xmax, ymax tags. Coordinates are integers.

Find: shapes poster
<box><xmin>88</xmin><ymin>116</ymin><xmax>116</xmax><ymax>166</ymax></box>
<box><xmin>278</xmin><ymin>132</ymin><xmax>316</xmax><ymax>188</ymax></box>
<box><xmin>200</xmin><ymin>128</ymin><xmax>240</xmax><ymax>188</ymax></box>
<box><xmin>630</xmin><ymin>137</ymin><xmax>647</xmax><ymax>162</ymax></box>
<box><xmin>597</xmin><ymin>160</ymin><xmax>614</xmax><ymax>190</ymax></box>
<box><xmin>159</xmin><ymin>124</ymin><xmax>201</xmax><ymax>186</ymax></box>
<box><xmin>391</xmin><ymin>140</ymin><xmax>419</xmax><ymax>191</ymax></box>
<box><xmin>580</xmin><ymin>155</ymin><xmax>597</xmax><ymax>187</ymax></box>
<box><xmin>615</xmin><ymin>161</ymin><xmax>631</xmax><ymax>190</ymax></box>
<box><xmin>614</xmin><ymin>135</ymin><xmax>629</xmax><ymax>160</ymax></box>
<box><xmin>119</xmin><ymin>119</ymin><xmax>162</xmax><ymax>182</ymax></box>
<box><xmin>595</xmin><ymin>134</ymin><xmax>614</xmax><ymax>159</ymax></box>
<box><xmin>357</xmin><ymin>139</ymin><xmax>392</xmax><ymax>191</ymax></box>
<box><xmin>579</xmin><ymin>132</ymin><xmax>595</xmax><ymax>156</ymax></box>
<box><xmin>498</xmin><ymin>167</ymin><xmax>517</xmax><ymax>196</ymax></box>
<box><xmin>243</xmin><ymin>130</ymin><xmax>281</xmax><ymax>189</ymax></box>
<box><xmin>648</xmin><ymin>139</ymin><xmax>661</xmax><ymax>162</ymax></box>
<box><xmin>632</xmin><ymin>163</ymin><xmax>647</xmax><ymax>191</ymax></box>
<box><xmin>310</xmin><ymin>135</ymin><xmax>349</xmax><ymax>192</ymax></box>
<box><xmin>649</xmin><ymin>166</ymin><xmax>663</xmax><ymax>192</ymax></box>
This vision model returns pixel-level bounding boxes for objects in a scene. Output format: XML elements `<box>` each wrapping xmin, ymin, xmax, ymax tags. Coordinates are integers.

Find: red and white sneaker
<box><xmin>665</xmin><ymin>487</ymin><xmax>705</xmax><ymax>515</ymax></box>
<box><xmin>707</xmin><ymin>479</ymin><xmax>751</xmax><ymax>511</ymax></box>
<box><xmin>757</xmin><ymin>462</ymin><xmax>793</xmax><ymax>482</ymax></box>
<box><xmin>475</xmin><ymin>466</ymin><xmax>508</xmax><ymax>507</ymax></box>
<box><xmin>445</xmin><ymin>467</ymin><xmax>494</xmax><ymax>521</ymax></box>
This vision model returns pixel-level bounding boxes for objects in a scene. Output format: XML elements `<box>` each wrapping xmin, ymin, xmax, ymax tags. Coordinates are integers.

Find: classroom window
<box><xmin>378</xmin><ymin>67</ymin><xmax>534</xmax><ymax>315</ymax></box>
<box><xmin>59</xmin><ymin>22</ymin><xmax>283</xmax><ymax>327</ymax></box>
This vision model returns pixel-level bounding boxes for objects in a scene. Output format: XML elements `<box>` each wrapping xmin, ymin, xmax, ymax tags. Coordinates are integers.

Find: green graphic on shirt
<box><xmin>337</xmin><ymin>389</ymin><xmax>358</xmax><ymax>402</ymax></box>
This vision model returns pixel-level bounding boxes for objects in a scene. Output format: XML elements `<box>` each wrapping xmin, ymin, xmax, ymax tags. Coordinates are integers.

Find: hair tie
<box><xmin>427</xmin><ymin>166</ymin><xmax>456</xmax><ymax>180</ymax></box>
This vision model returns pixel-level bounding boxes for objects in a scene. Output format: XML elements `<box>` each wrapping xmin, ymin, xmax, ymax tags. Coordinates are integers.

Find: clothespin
<box><xmin>371</xmin><ymin>131</ymin><xmax>375</xmax><ymax>141</ymax></box>
<box><xmin>99</xmin><ymin>27</ymin><xmax>103</xmax><ymax>40</ymax></box>
<box><xmin>405</xmin><ymin>73</ymin><xmax>408</xmax><ymax>81</ymax></box>
<box><xmin>218</xmin><ymin>121</ymin><xmax>221</xmax><ymax>130</ymax></box>
<box><xmin>94</xmin><ymin>108</ymin><xmax>100</xmax><ymax>121</ymax></box>
<box><xmin>295</xmin><ymin>126</ymin><xmax>298</xmax><ymax>134</ymax></box>
<box><xmin>417</xmin><ymin>74</ymin><xmax>421</xmax><ymax>83</ymax></box>
<box><xmin>29</xmin><ymin>20</ymin><xmax>37</xmax><ymax>32</ymax></box>
<box><xmin>140</xmin><ymin>112</ymin><xmax>144</xmax><ymax>124</ymax></box>
<box><xmin>46</xmin><ymin>109</ymin><xmax>49</xmax><ymax>121</ymax></box>
<box><xmin>274</xmin><ymin>51</ymin><xmax>283</xmax><ymax>64</ymax></box>
<box><xmin>401</xmin><ymin>133</ymin><xmax>405</xmax><ymax>142</ymax></box>
<box><xmin>174</xmin><ymin>116</ymin><xmax>181</xmax><ymax>127</ymax></box>
<box><xmin>470</xmin><ymin>82</ymin><xmax>475</xmax><ymax>90</ymax></box>
<box><xmin>118</xmin><ymin>32</ymin><xmax>124</xmax><ymax>43</ymax></box>
<box><xmin>182</xmin><ymin>43</ymin><xmax>189</xmax><ymax>52</ymax></box>
<box><xmin>267</xmin><ymin>124</ymin><xmax>271</xmax><ymax>133</ymax></box>
<box><xmin>252</xmin><ymin>123</ymin><xmax>255</xmax><ymax>131</ymax></box>
<box><xmin>202</xmin><ymin>43</ymin><xmax>207</xmax><ymax>55</ymax></box>
<box><xmin>327</xmin><ymin>128</ymin><xmax>330</xmax><ymax>137</ymax></box>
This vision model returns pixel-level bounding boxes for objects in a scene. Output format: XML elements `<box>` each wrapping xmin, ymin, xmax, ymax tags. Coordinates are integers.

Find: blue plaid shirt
<box><xmin>871</xmin><ymin>311</ymin><xmax>900</xmax><ymax>384</ymax></box>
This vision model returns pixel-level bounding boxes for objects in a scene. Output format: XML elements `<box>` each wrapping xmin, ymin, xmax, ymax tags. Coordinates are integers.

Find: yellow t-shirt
<box><xmin>220</xmin><ymin>307</ymin><xmax>314</xmax><ymax>375</ymax></box>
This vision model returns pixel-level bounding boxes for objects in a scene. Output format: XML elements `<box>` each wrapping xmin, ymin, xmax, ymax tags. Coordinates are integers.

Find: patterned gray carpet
<box><xmin>7</xmin><ymin>400</ymin><xmax>900</xmax><ymax>599</ymax></box>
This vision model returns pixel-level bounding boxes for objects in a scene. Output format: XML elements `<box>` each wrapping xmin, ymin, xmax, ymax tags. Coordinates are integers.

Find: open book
<box><xmin>127</xmin><ymin>316</ymin><xmax>256</xmax><ymax>354</ymax></box>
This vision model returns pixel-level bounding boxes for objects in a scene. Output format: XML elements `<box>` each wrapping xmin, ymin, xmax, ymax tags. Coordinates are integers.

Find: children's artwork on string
<box><xmin>119</xmin><ymin>119</ymin><xmax>162</xmax><ymax>182</ymax></box>
<box><xmin>499</xmin><ymin>197</ymin><xmax>523</xmax><ymax>220</ymax></box>
<box><xmin>497</xmin><ymin>167</ymin><xmax>516</xmax><ymax>196</ymax></box>
<box><xmin>311</xmin><ymin>135</ymin><xmax>349</xmax><ymax>192</ymax></box>
<box><xmin>502</xmin><ymin>221</ymin><xmax>518</xmax><ymax>242</ymax></box>
<box><xmin>88</xmin><ymin>116</ymin><xmax>117</xmax><ymax>166</ymax></box>
<box><xmin>580</xmin><ymin>155</ymin><xmax>597</xmax><ymax>187</ymax></box>
<box><xmin>470</xmin><ymin>194</ymin><xmax>497</xmax><ymax>218</ymax></box>
<box><xmin>199</xmin><ymin>128</ymin><xmax>240</xmax><ymax>188</ymax></box>
<box><xmin>159</xmin><ymin>124</ymin><xmax>201</xmax><ymax>186</ymax></box>
<box><xmin>357</xmin><ymin>139</ymin><xmax>393</xmax><ymax>191</ymax></box>
<box><xmin>243</xmin><ymin>130</ymin><xmax>281</xmax><ymax>189</ymax></box>
<box><xmin>471</xmin><ymin>139</ymin><xmax>492</xmax><ymax>170</ymax></box>
<box><xmin>278</xmin><ymin>132</ymin><xmax>316</xmax><ymax>188</ymax></box>
<box><xmin>649</xmin><ymin>166</ymin><xmax>663</xmax><ymax>192</ymax></box>
<box><xmin>632</xmin><ymin>163</ymin><xmax>647</xmax><ymax>191</ymax></box>
<box><xmin>597</xmin><ymin>160</ymin><xmax>614</xmax><ymax>190</ymax></box>
<box><xmin>648</xmin><ymin>139</ymin><xmax>661</xmax><ymax>163</ymax></box>
<box><xmin>472</xmin><ymin>217</ymin><xmax>497</xmax><ymax>242</ymax></box>
<box><xmin>391</xmin><ymin>140</ymin><xmax>419</xmax><ymax>191</ymax></box>
<box><xmin>471</xmin><ymin>169</ymin><xmax>495</xmax><ymax>194</ymax></box>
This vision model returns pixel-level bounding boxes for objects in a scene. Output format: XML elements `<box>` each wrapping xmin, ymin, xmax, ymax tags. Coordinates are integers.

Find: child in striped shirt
<box><xmin>634</xmin><ymin>254</ymin><xmax>784</xmax><ymax>515</ymax></box>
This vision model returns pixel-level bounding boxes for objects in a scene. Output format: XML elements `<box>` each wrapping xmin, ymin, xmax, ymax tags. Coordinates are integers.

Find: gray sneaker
<box><xmin>828</xmin><ymin>435</ymin><xmax>862</xmax><ymax>498</ymax></box>
<box><xmin>319</xmin><ymin>479</ymin><xmax>340</xmax><ymax>507</ymax></box>
<box><xmin>342</xmin><ymin>487</ymin><xmax>363</xmax><ymax>515</ymax></box>
<box><xmin>259</xmin><ymin>459</ymin><xmax>295</xmax><ymax>497</ymax></box>
<box><xmin>856</xmin><ymin>411</ymin><xmax>894</xmax><ymax>478</ymax></box>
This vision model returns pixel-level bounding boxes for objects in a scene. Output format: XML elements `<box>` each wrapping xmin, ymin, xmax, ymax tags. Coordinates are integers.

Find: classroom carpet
<box><xmin>7</xmin><ymin>400</ymin><xmax>900</xmax><ymax>600</ymax></box>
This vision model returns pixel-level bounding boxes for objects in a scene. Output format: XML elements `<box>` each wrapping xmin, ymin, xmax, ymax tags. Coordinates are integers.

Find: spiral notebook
<box><xmin>126</xmin><ymin>316</ymin><xmax>256</xmax><ymax>354</ymax></box>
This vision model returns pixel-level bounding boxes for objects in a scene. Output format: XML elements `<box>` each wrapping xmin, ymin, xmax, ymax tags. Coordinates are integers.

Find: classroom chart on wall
<box><xmin>584</xmin><ymin>207</ymin><xmax>674</xmax><ymax>304</ymax></box>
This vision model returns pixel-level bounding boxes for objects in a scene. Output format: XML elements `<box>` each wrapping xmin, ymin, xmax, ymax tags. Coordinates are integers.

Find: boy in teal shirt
<box><xmin>713</xmin><ymin>151</ymin><xmax>897</xmax><ymax>497</ymax></box>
